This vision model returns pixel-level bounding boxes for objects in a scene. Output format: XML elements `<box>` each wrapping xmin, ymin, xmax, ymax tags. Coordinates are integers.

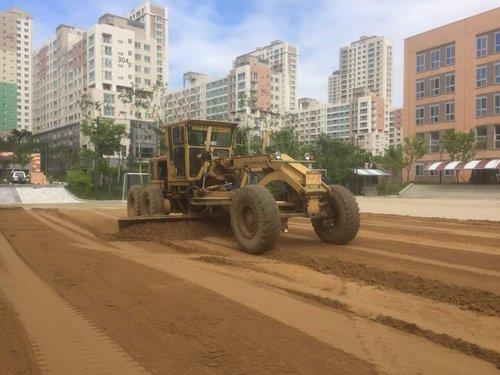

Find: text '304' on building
<box><xmin>32</xmin><ymin>1</ymin><xmax>168</xmax><ymax>167</ymax></box>
<box><xmin>403</xmin><ymin>7</ymin><xmax>500</xmax><ymax>184</ymax></box>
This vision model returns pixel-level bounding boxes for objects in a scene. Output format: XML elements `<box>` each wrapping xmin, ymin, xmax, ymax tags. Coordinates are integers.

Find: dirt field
<box><xmin>0</xmin><ymin>204</ymin><xmax>499</xmax><ymax>374</ymax></box>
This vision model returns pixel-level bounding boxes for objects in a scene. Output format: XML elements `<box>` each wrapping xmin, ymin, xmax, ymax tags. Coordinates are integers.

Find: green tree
<box><xmin>12</xmin><ymin>143</ymin><xmax>33</xmax><ymax>169</ymax></box>
<box><xmin>374</xmin><ymin>145</ymin><xmax>405</xmax><ymax>183</ymax></box>
<box><xmin>79</xmin><ymin>95</ymin><xmax>126</xmax><ymax>198</ymax></box>
<box><xmin>441</xmin><ymin>129</ymin><xmax>477</xmax><ymax>162</ymax></box>
<box><xmin>306</xmin><ymin>135</ymin><xmax>371</xmax><ymax>187</ymax></box>
<box><xmin>440</xmin><ymin>129</ymin><xmax>478</xmax><ymax>182</ymax></box>
<box><xmin>402</xmin><ymin>136</ymin><xmax>427</xmax><ymax>182</ymax></box>
<box><xmin>266</xmin><ymin>126</ymin><xmax>302</xmax><ymax>159</ymax></box>
<box><xmin>80</xmin><ymin>118</ymin><xmax>126</xmax><ymax>158</ymax></box>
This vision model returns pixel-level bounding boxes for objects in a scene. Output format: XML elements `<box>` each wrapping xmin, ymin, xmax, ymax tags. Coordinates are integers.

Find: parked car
<box><xmin>11</xmin><ymin>170</ymin><xmax>28</xmax><ymax>184</ymax></box>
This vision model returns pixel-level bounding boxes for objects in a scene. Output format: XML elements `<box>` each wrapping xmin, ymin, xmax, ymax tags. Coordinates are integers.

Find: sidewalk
<box><xmin>356</xmin><ymin>196</ymin><xmax>500</xmax><ymax>221</ymax></box>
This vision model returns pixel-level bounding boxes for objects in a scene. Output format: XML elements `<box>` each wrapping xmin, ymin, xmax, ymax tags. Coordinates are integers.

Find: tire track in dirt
<box><xmin>29</xmin><ymin>212</ymin><xmax>500</xmax><ymax>373</ymax></box>
<box><xmin>0</xmin><ymin>232</ymin><xmax>148</xmax><ymax>374</ymax></box>
<box><xmin>10</xmin><ymin>210</ymin><xmax>377</xmax><ymax>374</ymax></box>
<box><xmin>49</xmin><ymin>206</ymin><xmax>500</xmax><ymax>316</ymax></box>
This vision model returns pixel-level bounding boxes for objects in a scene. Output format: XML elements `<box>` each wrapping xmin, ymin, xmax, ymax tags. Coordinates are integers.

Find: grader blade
<box><xmin>118</xmin><ymin>212</ymin><xmax>227</xmax><ymax>230</ymax></box>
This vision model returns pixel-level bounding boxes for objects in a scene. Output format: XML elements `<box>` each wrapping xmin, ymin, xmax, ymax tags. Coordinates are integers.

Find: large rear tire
<box><xmin>230</xmin><ymin>185</ymin><xmax>281</xmax><ymax>254</ymax></box>
<box><xmin>127</xmin><ymin>185</ymin><xmax>143</xmax><ymax>218</ymax></box>
<box><xmin>141</xmin><ymin>185</ymin><xmax>165</xmax><ymax>217</ymax></box>
<box><xmin>312</xmin><ymin>184</ymin><xmax>360</xmax><ymax>245</ymax></box>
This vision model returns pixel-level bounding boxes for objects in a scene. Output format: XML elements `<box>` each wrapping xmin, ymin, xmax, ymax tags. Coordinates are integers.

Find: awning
<box><xmin>426</xmin><ymin>159</ymin><xmax>500</xmax><ymax>171</ymax></box>
<box><xmin>353</xmin><ymin>169</ymin><xmax>389</xmax><ymax>176</ymax></box>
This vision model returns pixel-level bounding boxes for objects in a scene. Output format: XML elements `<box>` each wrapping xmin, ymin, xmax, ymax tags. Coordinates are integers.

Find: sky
<box><xmin>4</xmin><ymin>0</ymin><xmax>500</xmax><ymax>107</ymax></box>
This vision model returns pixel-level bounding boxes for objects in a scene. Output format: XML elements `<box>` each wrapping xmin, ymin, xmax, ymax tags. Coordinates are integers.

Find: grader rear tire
<box><xmin>127</xmin><ymin>185</ymin><xmax>143</xmax><ymax>218</ymax></box>
<box><xmin>141</xmin><ymin>185</ymin><xmax>165</xmax><ymax>217</ymax></box>
<box><xmin>312</xmin><ymin>184</ymin><xmax>360</xmax><ymax>245</ymax></box>
<box><xmin>230</xmin><ymin>185</ymin><xmax>281</xmax><ymax>255</ymax></box>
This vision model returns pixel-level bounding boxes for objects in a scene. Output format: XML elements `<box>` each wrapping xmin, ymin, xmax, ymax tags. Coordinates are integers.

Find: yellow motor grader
<box><xmin>119</xmin><ymin>119</ymin><xmax>360</xmax><ymax>254</ymax></box>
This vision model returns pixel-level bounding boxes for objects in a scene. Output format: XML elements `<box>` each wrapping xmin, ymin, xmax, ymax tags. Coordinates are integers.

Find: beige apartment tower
<box><xmin>0</xmin><ymin>7</ymin><xmax>33</xmax><ymax>132</ymax></box>
<box><xmin>403</xmin><ymin>7</ymin><xmax>500</xmax><ymax>182</ymax></box>
<box><xmin>32</xmin><ymin>1</ymin><xmax>168</xmax><ymax>161</ymax></box>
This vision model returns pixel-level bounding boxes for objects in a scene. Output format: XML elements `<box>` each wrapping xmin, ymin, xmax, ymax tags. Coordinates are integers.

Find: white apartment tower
<box><xmin>0</xmin><ymin>7</ymin><xmax>33</xmax><ymax>132</ymax></box>
<box><xmin>247</xmin><ymin>40</ymin><xmax>298</xmax><ymax>112</ymax></box>
<box><xmin>330</xmin><ymin>36</ymin><xmax>393</xmax><ymax>105</ymax></box>
<box><xmin>32</xmin><ymin>1</ymin><xmax>169</xmax><ymax>159</ymax></box>
<box><xmin>327</xmin><ymin>70</ymin><xmax>340</xmax><ymax>103</ymax></box>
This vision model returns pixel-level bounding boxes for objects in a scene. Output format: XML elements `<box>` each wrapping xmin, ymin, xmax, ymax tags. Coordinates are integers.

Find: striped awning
<box><xmin>426</xmin><ymin>159</ymin><xmax>500</xmax><ymax>171</ymax></box>
<box><xmin>353</xmin><ymin>169</ymin><xmax>389</xmax><ymax>176</ymax></box>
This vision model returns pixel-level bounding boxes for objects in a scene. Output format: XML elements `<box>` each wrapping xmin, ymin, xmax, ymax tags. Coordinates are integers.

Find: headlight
<box><xmin>274</xmin><ymin>151</ymin><xmax>281</xmax><ymax>160</ymax></box>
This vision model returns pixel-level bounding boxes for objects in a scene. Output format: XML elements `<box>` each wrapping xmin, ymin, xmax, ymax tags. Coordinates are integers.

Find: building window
<box><xmin>416</xmin><ymin>163</ymin><xmax>424</xmax><ymax>176</ymax></box>
<box><xmin>103</xmin><ymin>46</ymin><xmax>112</xmax><ymax>56</ymax></box>
<box><xmin>495</xmin><ymin>94</ymin><xmax>500</xmax><ymax>115</ymax></box>
<box><xmin>495</xmin><ymin>32</ymin><xmax>500</xmax><ymax>53</ymax></box>
<box><xmin>495</xmin><ymin>63</ymin><xmax>500</xmax><ymax>84</ymax></box>
<box><xmin>476</xmin><ymin>126</ymin><xmax>487</xmax><ymax>149</ymax></box>
<box><xmin>476</xmin><ymin>65</ymin><xmax>487</xmax><ymax>87</ymax></box>
<box><xmin>476</xmin><ymin>35</ymin><xmax>487</xmax><ymax>58</ymax></box>
<box><xmin>103</xmin><ymin>93</ymin><xmax>114</xmax><ymax>104</ymax></box>
<box><xmin>102</xmin><ymin>34</ymin><xmax>112</xmax><ymax>44</ymax></box>
<box><xmin>445</xmin><ymin>73</ymin><xmax>455</xmax><ymax>93</ymax></box>
<box><xmin>416</xmin><ymin>53</ymin><xmax>425</xmax><ymax>73</ymax></box>
<box><xmin>445</xmin><ymin>102</ymin><xmax>454</xmax><ymax>121</ymax></box>
<box><xmin>445</xmin><ymin>44</ymin><xmax>455</xmax><ymax>66</ymax></box>
<box><xmin>430</xmin><ymin>104</ymin><xmax>439</xmax><ymax>123</ymax></box>
<box><xmin>429</xmin><ymin>131</ymin><xmax>440</xmax><ymax>153</ymax></box>
<box><xmin>430</xmin><ymin>49</ymin><xmax>440</xmax><ymax>69</ymax></box>
<box><xmin>102</xmin><ymin>57</ymin><xmax>112</xmax><ymax>68</ymax></box>
<box><xmin>103</xmin><ymin>70</ymin><xmax>112</xmax><ymax>80</ymax></box>
<box><xmin>430</xmin><ymin>77</ymin><xmax>440</xmax><ymax>96</ymax></box>
<box><xmin>416</xmin><ymin>106</ymin><xmax>424</xmax><ymax>125</ymax></box>
<box><xmin>237</xmin><ymin>72</ymin><xmax>245</xmax><ymax>80</ymax></box>
<box><xmin>496</xmin><ymin>125</ymin><xmax>500</xmax><ymax>149</ymax></box>
<box><xmin>416</xmin><ymin>80</ymin><xmax>424</xmax><ymax>99</ymax></box>
<box><xmin>476</xmin><ymin>96</ymin><xmax>487</xmax><ymax>117</ymax></box>
<box><xmin>444</xmin><ymin>169</ymin><xmax>454</xmax><ymax>177</ymax></box>
<box><xmin>103</xmin><ymin>106</ymin><xmax>114</xmax><ymax>116</ymax></box>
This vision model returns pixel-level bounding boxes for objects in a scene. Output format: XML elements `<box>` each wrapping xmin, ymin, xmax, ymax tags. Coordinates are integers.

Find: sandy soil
<box><xmin>0</xmin><ymin>205</ymin><xmax>499</xmax><ymax>374</ymax></box>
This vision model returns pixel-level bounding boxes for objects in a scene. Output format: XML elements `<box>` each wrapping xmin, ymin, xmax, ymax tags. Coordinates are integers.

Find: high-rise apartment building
<box><xmin>163</xmin><ymin>41</ymin><xmax>296</xmax><ymax>134</ymax></box>
<box><xmin>32</xmin><ymin>1</ymin><xmax>168</xmax><ymax>160</ymax></box>
<box><xmin>388</xmin><ymin>108</ymin><xmax>403</xmax><ymax>146</ymax></box>
<box><xmin>246</xmin><ymin>40</ymin><xmax>298</xmax><ymax>112</ymax></box>
<box><xmin>327</xmin><ymin>70</ymin><xmax>340</xmax><ymax>103</ymax></box>
<box><xmin>323</xmin><ymin>36</ymin><xmax>393</xmax><ymax>153</ymax></box>
<box><xmin>349</xmin><ymin>88</ymin><xmax>387</xmax><ymax>155</ymax></box>
<box><xmin>294</xmin><ymin>91</ymin><xmax>386</xmax><ymax>155</ymax></box>
<box><xmin>0</xmin><ymin>7</ymin><xmax>33</xmax><ymax>132</ymax></box>
<box><xmin>403</xmin><ymin>7</ymin><xmax>500</xmax><ymax>182</ymax></box>
<box><xmin>330</xmin><ymin>36</ymin><xmax>393</xmax><ymax>105</ymax></box>
<box><xmin>295</xmin><ymin>98</ymin><xmax>350</xmax><ymax>143</ymax></box>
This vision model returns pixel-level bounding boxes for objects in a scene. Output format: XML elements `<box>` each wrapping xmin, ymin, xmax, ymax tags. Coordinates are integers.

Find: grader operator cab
<box><xmin>120</xmin><ymin>119</ymin><xmax>360</xmax><ymax>254</ymax></box>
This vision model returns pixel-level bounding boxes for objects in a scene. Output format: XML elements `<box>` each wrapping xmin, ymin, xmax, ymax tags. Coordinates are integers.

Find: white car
<box><xmin>11</xmin><ymin>170</ymin><xmax>27</xmax><ymax>184</ymax></box>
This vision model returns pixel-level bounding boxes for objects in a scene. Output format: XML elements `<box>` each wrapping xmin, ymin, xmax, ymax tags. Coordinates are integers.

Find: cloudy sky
<box><xmin>5</xmin><ymin>0</ymin><xmax>500</xmax><ymax>107</ymax></box>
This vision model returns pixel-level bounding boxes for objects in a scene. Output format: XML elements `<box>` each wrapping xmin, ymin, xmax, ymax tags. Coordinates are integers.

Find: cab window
<box><xmin>172</xmin><ymin>126</ymin><xmax>184</xmax><ymax>146</ymax></box>
<box><xmin>188</xmin><ymin>128</ymin><xmax>207</xmax><ymax>146</ymax></box>
<box><xmin>211</xmin><ymin>130</ymin><xmax>231</xmax><ymax>148</ymax></box>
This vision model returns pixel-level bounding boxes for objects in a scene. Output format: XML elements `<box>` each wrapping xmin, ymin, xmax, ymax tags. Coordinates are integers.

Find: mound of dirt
<box><xmin>267</xmin><ymin>250</ymin><xmax>500</xmax><ymax>317</ymax></box>
<box><xmin>113</xmin><ymin>218</ymin><xmax>233</xmax><ymax>243</ymax></box>
<box><xmin>376</xmin><ymin>315</ymin><xmax>500</xmax><ymax>369</ymax></box>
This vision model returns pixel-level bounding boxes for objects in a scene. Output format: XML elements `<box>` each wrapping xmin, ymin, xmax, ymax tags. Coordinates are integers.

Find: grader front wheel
<box><xmin>312</xmin><ymin>185</ymin><xmax>360</xmax><ymax>245</ymax></box>
<box><xmin>230</xmin><ymin>185</ymin><xmax>281</xmax><ymax>255</ymax></box>
<box><xmin>127</xmin><ymin>185</ymin><xmax>143</xmax><ymax>218</ymax></box>
<box><xmin>141</xmin><ymin>185</ymin><xmax>166</xmax><ymax>216</ymax></box>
